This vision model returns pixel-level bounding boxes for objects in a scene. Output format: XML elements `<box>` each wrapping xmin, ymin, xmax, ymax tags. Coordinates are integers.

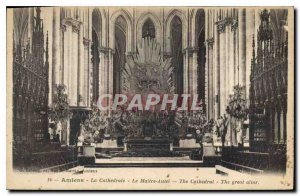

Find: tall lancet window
<box><xmin>113</xmin><ymin>15</ymin><xmax>127</xmax><ymax>95</ymax></box>
<box><xmin>170</xmin><ymin>16</ymin><xmax>183</xmax><ymax>95</ymax></box>
<box><xmin>91</xmin><ymin>9</ymin><xmax>101</xmax><ymax>102</ymax></box>
<box><xmin>142</xmin><ymin>18</ymin><xmax>156</xmax><ymax>39</ymax></box>
<box><xmin>196</xmin><ymin>10</ymin><xmax>206</xmax><ymax>112</ymax></box>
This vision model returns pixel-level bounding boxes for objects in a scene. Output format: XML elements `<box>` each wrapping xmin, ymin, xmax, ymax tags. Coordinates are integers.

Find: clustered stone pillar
<box><xmin>62</xmin><ymin>22</ymin><xmax>69</xmax><ymax>96</ymax></box>
<box><xmin>108</xmin><ymin>49</ymin><xmax>114</xmax><ymax>111</ymax></box>
<box><xmin>99</xmin><ymin>49</ymin><xmax>106</xmax><ymax>102</ymax></box>
<box><xmin>52</xmin><ymin>7</ymin><xmax>61</xmax><ymax>88</ymax></box>
<box><xmin>206</xmin><ymin>9</ymin><xmax>215</xmax><ymax>119</ymax></box>
<box><xmin>60</xmin><ymin>10</ymin><xmax>87</xmax><ymax>107</ymax></box>
<box><xmin>228</xmin><ymin>16</ymin><xmax>235</xmax><ymax>96</ymax></box>
<box><xmin>213</xmin><ymin>10</ymin><xmax>220</xmax><ymax>119</ymax></box>
<box><xmin>217</xmin><ymin>17</ymin><xmax>226</xmax><ymax>115</ymax></box>
<box><xmin>183</xmin><ymin>49</ymin><xmax>189</xmax><ymax>94</ymax></box>
<box><xmin>238</xmin><ymin>9</ymin><xmax>246</xmax><ymax>88</ymax></box>
<box><xmin>78</xmin><ymin>8</ymin><xmax>85</xmax><ymax>106</ymax></box>
<box><xmin>70</xmin><ymin>22</ymin><xmax>79</xmax><ymax>106</ymax></box>
<box><xmin>192</xmin><ymin>50</ymin><xmax>198</xmax><ymax>96</ymax></box>
<box><xmin>98</xmin><ymin>48</ymin><xmax>110</xmax><ymax>112</ymax></box>
<box><xmin>207</xmin><ymin>8</ymin><xmax>250</xmax><ymax>118</ymax></box>
<box><xmin>83</xmin><ymin>37</ymin><xmax>91</xmax><ymax>106</ymax></box>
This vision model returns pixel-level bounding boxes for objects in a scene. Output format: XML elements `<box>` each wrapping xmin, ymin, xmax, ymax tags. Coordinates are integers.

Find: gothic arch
<box><xmin>165</xmin><ymin>9</ymin><xmax>187</xmax><ymax>52</ymax></box>
<box><xmin>92</xmin><ymin>8</ymin><xmax>102</xmax><ymax>46</ymax></box>
<box><xmin>136</xmin><ymin>13</ymin><xmax>162</xmax><ymax>43</ymax></box>
<box><xmin>190</xmin><ymin>8</ymin><xmax>205</xmax><ymax>48</ymax></box>
<box><xmin>91</xmin><ymin>8</ymin><xmax>107</xmax><ymax>47</ymax></box>
<box><xmin>110</xmin><ymin>9</ymin><xmax>133</xmax><ymax>52</ymax></box>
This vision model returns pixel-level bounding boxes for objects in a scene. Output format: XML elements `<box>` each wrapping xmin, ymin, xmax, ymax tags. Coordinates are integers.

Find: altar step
<box><xmin>85</xmin><ymin>157</ymin><xmax>204</xmax><ymax>168</ymax></box>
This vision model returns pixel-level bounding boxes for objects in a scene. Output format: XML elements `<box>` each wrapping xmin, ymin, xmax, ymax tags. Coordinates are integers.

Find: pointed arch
<box><xmin>92</xmin><ymin>8</ymin><xmax>102</xmax><ymax>46</ymax></box>
<box><xmin>142</xmin><ymin>18</ymin><xmax>156</xmax><ymax>38</ymax></box>
<box><xmin>165</xmin><ymin>9</ymin><xmax>187</xmax><ymax>52</ymax></box>
<box><xmin>136</xmin><ymin>13</ymin><xmax>162</xmax><ymax>42</ymax></box>
<box><xmin>110</xmin><ymin>9</ymin><xmax>133</xmax><ymax>52</ymax></box>
<box><xmin>91</xmin><ymin>8</ymin><xmax>107</xmax><ymax>47</ymax></box>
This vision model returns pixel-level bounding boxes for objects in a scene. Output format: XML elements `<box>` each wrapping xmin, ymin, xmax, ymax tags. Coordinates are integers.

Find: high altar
<box><xmin>114</xmin><ymin>37</ymin><xmax>176</xmax><ymax>154</ymax></box>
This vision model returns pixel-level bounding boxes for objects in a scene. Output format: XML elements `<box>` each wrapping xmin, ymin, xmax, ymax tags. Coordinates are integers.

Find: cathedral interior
<box><xmin>11</xmin><ymin>7</ymin><xmax>290</xmax><ymax>174</ymax></box>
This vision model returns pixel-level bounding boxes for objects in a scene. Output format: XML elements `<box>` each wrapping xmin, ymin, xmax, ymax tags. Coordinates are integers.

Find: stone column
<box><xmin>192</xmin><ymin>50</ymin><xmax>198</xmax><ymax>96</ymax></box>
<box><xmin>62</xmin><ymin>23</ymin><xmax>69</xmax><ymax>94</ymax></box>
<box><xmin>208</xmin><ymin>10</ymin><xmax>215</xmax><ymax>119</ymax></box>
<box><xmin>183</xmin><ymin>50</ymin><xmax>189</xmax><ymax>94</ymax></box>
<box><xmin>206</xmin><ymin>37</ymin><xmax>214</xmax><ymax>119</ymax></box>
<box><xmin>87</xmin><ymin>8</ymin><xmax>93</xmax><ymax>107</ymax></box>
<box><xmin>52</xmin><ymin>7</ymin><xmax>61</xmax><ymax>87</ymax></box>
<box><xmin>83</xmin><ymin>37</ymin><xmax>91</xmax><ymax>106</ymax></box>
<box><xmin>67</xmin><ymin>21</ymin><xmax>72</xmax><ymax>101</ymax></box>
<box><xmin>189</xmin><ymin>52</ymin><xmax>194</xmax><ymax>96</ymax></box>
<box><xmin>214</xmin><ymin>10</ymin><xmax>220</xmax><ymax>118</ymax></box>
<box><xmin>98</xmin><ymin>50</ymin><xmax>105</xmax><ymax>99</ymax></box>
<box><xmin>238</xmin><ymin>9</ymin><xmax>246</xmax><ymax>87</ymax></box>
<box><xmin>78</xmin><ymin>10</ymin><xmax>85</xmax><ymax>106</ymax></box>
<box><xmin>245</xmin><ymin>9</ymin><xmax>255</xmax><ymax>101</ymax></box>
<box><xmin>234</xmin><ymin>16</ymin><xmax>239</xmax><ymax>86</ymax></box>
<box><xmin>225</xmin><ymin>17</ymin><xmax>230</xmax><ymax>104</ymax></box>
<box><xmin>228</xmin><ymin>18</ymin><xmax>235</xmax><ymax>95</ymax></box>
<box><xmin>104</xmin><ymin>50</ymin><xmax>109</xmax><ymax>97</ymax></box>
<box><xmin>108</xmin><ymin>49</ymin><xmax>114</xmax><ymax>114</ymax></box>
<box><xmin>70</xmin><ymin>23</ymin><xmax>79</xmax><ymax>106</ymax></box>
<box><xmin>217</xmin><ymin>17</ymin><xmax>226</xmax><ymax>115</ymax></box>
<box><xmin>205</xmin><ymin>10</ymin><xmax>209</xmax><ymax>117</ymax></box>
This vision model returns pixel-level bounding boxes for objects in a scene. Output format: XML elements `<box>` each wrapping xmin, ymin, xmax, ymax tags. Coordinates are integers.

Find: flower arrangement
<box><xmin>81</xmin><ymin>104</ymin><xmax>108</xmax><ymax>144</ymax></box>
<box><xmin>226</xmin><ymin>85</ymin><xmax>249</xmax><ymax>120</ymax></box>
<box><xmin>49</xmin><ymin>84</ymin><xmax>72</xmax><ymax>123</ymax></box>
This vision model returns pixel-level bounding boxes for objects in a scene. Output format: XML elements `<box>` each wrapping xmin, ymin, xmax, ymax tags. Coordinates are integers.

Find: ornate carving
<box><xmin>216</xmin><ymin>19</ymin><xmax>226</xmax><ymax>33</ymax></box>
<box><xmin>225</xmin><ymin>17</ymin><xmax>233</xmax><ymax>26</ymax></box>
<box><xmin>123</xmin><ymin>38</ymin><xmax>174</xmax><ymax>94</ymax></box>
<box><xmin>231</xmin><ymin>19</ymin><xmax>238</xmax><ymax>31</ymax></box>
<box><xmin>249</xmin><ymin>9</ymin><xmax>288</xmax><ymax>150</ymax></box>
<box><xmin>206</xmin><ymin>37</ymin><xmax>214</xmax><ymax>49</ymax></box>
<box><xmin>83</xmin><ymin>37</ymin><xmax>91</xmax><ymax>48</ymax></box>
<box><xmin>61</xmin><ymin>24</ymin><xmax>67</xmax><ymax>32</ymax></box>
<box><xmin>216</xmin><ymin>17</ymin><xmax>238</xmax><ymax>33</ymax></box>
<box><xmin>99</xmin><ymin>46</ymin><xmax>113</xmax><ymax>54</ymax></box>
<box><xmin>62</xmin><ymin>18</ymin><xmax>81</xmax><ymax>34</ymax></box>
<box><xmin>13</xmin><ymin>8</ymin><xmax>49</xmax><ymax>144</ymax></box>
<box><xmin>72</xmin><ymin>24</ymin><xmax>80</xmax><ymax>33</ymax></box>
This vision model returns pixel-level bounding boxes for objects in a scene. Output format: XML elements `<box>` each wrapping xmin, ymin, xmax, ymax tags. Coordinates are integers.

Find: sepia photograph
<box><xmin>6</xmin><ymin>5</ymin><xmax>294</xmax><ymax>190</ymax></box>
